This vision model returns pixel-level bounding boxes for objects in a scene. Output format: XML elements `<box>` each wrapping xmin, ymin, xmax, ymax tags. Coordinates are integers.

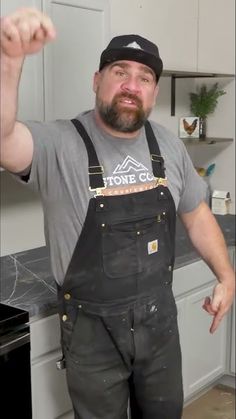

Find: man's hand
<box><xmin>0</xmin><ymin>7</ymin><xmax>56</xmax><ymax>58</ymax></box>
<box><xmin>180</xmin><ymin>202</ymin><xmax>235</xmax><ymax>335</ymax></box>
<box><xmin>202</xmin><ymin>280</ymin><xmax>235</xmax><ymax>334</ymax></box>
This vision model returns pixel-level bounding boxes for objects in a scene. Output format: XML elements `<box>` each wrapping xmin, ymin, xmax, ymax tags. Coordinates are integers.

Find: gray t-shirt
<box><xmin>22</xmin><ymin>110</ymin><xmax>206</xmax><ymax>285</ymax></box>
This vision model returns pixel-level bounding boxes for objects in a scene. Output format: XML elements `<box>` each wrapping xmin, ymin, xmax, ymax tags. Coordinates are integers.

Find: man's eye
<box><xmin>116</xmin><ymin>70</ymin><xmax>126</xmax><ymax>77</ymax></box>
<box><xmin>141</xmin><ymin>77</ymin><xmax>151</xmax><ymax>83</ymax></box>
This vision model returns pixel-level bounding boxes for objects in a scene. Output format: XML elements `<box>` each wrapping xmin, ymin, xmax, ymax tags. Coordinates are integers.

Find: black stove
<box><xmin>0</xmin><ymin>302</ymin><xmax>29</xmax><ymax>334</ymax></box>
<box><xmin>0</xmin><ymin>303</ymin><xmax>32</xmax><ymax>418</ymax></box>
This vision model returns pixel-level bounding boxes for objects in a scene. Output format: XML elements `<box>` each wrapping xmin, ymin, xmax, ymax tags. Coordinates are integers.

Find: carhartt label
<box><xmin>148</xmin><ymin>240</ymin><xmax>158</xmax><ymax>254</ymax></box>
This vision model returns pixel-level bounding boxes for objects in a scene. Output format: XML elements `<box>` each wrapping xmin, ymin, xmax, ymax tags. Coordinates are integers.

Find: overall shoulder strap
<box><xmin>145</xmin><ymin>121</ymin><xmax>166</xmax><ymax>179</ymax></box>
<box><xmin>71</xmin><ymin>119</ymin><xmax>105</xmax><ymax>191</ymax></box>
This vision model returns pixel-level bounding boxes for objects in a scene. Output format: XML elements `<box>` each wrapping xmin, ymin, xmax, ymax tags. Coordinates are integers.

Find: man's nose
<box><xmin>121</xmin><ymin>76</ymin><xmax>140</xmax><ymax>94</ymax></box>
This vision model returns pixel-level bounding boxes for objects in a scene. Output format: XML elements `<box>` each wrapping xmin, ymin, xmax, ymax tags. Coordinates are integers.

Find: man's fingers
<box><xmin>34</xmin><ymin>27</ymin><xmax>45</xmax><ymax>42</ymax></box>
<box><xmin>0</xmin><ymin>20</ymin><xmax>22</xmax><ymax>54</ymax></box>
<box><xmin>1</xmin><ymin>18</ymin><xmax>20</xmax><ymax>42</ymax></box>
<box><xmin>40</xmin><ymin>14</ymin><xmax>56</xmax><ymax>40</ymax></box>
<box><xmin>202</xmin><ymin>296</ymin><xmax>216</xmax><ymax>315</ymax></box>
<box><xmin>17</xmin><ymin>20</ymin><xmax>32</xmax><ymax>45</ymax></box>
<box><xmin>210</xmin><ymin>311</ymin><xmax>224</xmax><ymax>334</ymax></box>
<box><xmin>15</xmin><ymin>13</ymin><xmax>56</xmax><ymax>43</ymax></box>
<box><xmin>1</xmin><ymin>8</ymin><xmax>56</xmax><ymax>57</ymax></box>
<box><xmin>211</xmin><ymin>284</ymin><xmax>226</xmax><ymax>312</ymax></box>
<box><xmin>203</xmin><ymin>282</ymin><xmax>235</xmax><ymax>334</ymax></box>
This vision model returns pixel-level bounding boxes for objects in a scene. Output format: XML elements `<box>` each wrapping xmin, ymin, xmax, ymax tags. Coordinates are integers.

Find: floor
<box><xmin>182</xmin><ymin>384</ymin><xmax>235</xmax><ymax>419</ymax></box>
<box><xmin>60</xmin><ymin>384</ymin><xmax>235</xmax><ymax>419</ymax></box>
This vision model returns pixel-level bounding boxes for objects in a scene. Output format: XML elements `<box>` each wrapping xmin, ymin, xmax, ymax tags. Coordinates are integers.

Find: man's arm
<box><xmin>0</xmin><ymin>7</ymin><xmax>56</xmax><ymax>172</ymax></box>
<box><xmin>180</xmin><ymin>201</ymin><xmax>235</xmax><ymax>333</ymax></box>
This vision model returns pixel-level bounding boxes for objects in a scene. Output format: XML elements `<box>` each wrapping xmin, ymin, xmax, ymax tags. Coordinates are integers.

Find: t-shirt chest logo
<box><xmin>114</xmin><ymin>156</ymin><xmax>147</xmax><ymax>174</ymax></box>
<box><xmin>103</xmin><ymin>155</ymin><xmax>154</xmax><ymax>189</ymax></box>
<box><xmin>98</xmin><ymin>155</ymin><xmax>165</xmax><ymax>197</ymax></box>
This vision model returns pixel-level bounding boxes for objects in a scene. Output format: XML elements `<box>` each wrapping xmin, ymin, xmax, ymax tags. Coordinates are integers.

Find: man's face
<box><xmin>93</xmin><ymin>60</ymin><xmax>159</xmax><ymax>133</ymax></box>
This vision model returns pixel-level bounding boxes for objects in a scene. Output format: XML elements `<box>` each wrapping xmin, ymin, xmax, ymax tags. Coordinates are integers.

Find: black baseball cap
<box><xmin>99</xmin><ymin>34</ymin><xmax>163</xmax><ymax>81</ymax></box>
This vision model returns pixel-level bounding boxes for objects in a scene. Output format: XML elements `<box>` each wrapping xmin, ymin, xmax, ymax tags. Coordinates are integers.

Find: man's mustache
<box><xmin>113</xmin><ymin>93</ymin><xmax>142</xmax><ymax>108</ymax></box>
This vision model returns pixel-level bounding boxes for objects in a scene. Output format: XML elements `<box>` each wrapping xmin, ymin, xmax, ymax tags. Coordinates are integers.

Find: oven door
<box><xmin>0</xmin><ymin>326</ymin><xmax>32</xmax><ymax>418</ymax></box>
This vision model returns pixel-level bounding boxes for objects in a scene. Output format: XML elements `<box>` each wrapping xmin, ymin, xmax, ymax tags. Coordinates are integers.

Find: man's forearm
<box><xmin>0</xmin><ymin>8</ymin><xmax>56</xmax><ymax>172</ymax></box>
<box><xmin>0</xmin><ymin>54</ymin><xmax>24</xmax><ymax>140</ymax></box>
<box><xmin>180</xmin><ymin>202</ymin><xmax>235</xmax><ymax>283</ymax></box>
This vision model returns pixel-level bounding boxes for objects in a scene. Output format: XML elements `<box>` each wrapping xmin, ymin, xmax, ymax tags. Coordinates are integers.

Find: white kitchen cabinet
<box><xmin>176</xmin><ymin>297</ymin><xmax>188</xmax><ymax>398</ymax></box>
<box><xmin>229</xmin><ymin>247</ymin><xmax>235</xmax><ymax>375</ymax></box>
<box><xmin>198</xmin><ymin>0</ymin><xmax>235</xmax><ymax>74</ymax></box>
<box><xmin>1</xmin><ymin>0</ymin><xmax>44</xmax><ymax>121</ymax></box>
<box><xmin>184</xmin><ymin>285</ymin><xmax>227</xmax><ymax>395</ymax></box>
<box><xmin>174</xmin><ymin>260</ymin><xmax>228</xmax><ymax>400</ymax></box>
<box><xmin>31</xmin><ymin>351</ymin><xmax>72</xmax><ymax>419</ymax></box>
<box><xmin>230</xmin><ymin>300</ymin><xmax>235</xmax><ymax>374</ymax></box>
<box><xmin>110</xmin><ymin>0</ymin><xmax>235</xmax><ymax>75</ymax></box>
<box><xmin>30</xmin><ymin>314</ymin><xmax>73</xmax><ymax>419</ymax></box>
<box><xmin>110</xmin><ymin>0</ymin><xmax>198</xmax><ymax>72</ymax></box>
<box><xmin>42</xmin><ymin>0</ymin><xmax>109</xmax><ymax>120</ymax></box>
<box><xmin>57</xmin><ymin>413</ymin><xmax>74</xmax><ymax>419</ymax></box>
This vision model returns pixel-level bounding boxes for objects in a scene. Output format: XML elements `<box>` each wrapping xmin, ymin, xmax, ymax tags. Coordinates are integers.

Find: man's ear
<box><xmin>153</xmin><ymin>84</ymin><xmax>159</xmax><ymax>106</ymax></box>
<box><xmin>93</xmin><ymin>71</ymin><xmax>101</xmax><ymax>93</ymax></box>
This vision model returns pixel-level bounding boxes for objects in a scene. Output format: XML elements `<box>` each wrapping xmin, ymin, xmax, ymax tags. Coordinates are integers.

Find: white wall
<box><xmin>0</xmin><ymin>172</ymin><xmax>45</xmax><ymax>256</ymax></box>
<box><xmin>185</xmin><ymin>79</ymin><xmax>235</xmax><ymax>214</ymax></box>
<box><xmin>152</xmin><ymin>77</ymin><xmax>235</xmax><ymax>214</ymax></box>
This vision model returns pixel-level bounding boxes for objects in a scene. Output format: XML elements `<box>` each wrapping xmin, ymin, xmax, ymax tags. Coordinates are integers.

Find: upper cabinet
<box><xmin>1</xmin><ymin>0</ymin><xmax>44</xmax><ymax>121</ymax></box>
<box><xmin>42</xmin><ymin>0</ymin><xmax>110</xmax><ymax>120</ymax></box>
<box><xmin>110</xmin><ymin>0</ymin><xmax>235</xmax><ymax>76</ymax></box>
<box><xmin>198</xmin><ymin>0</ymin><xmax>235</xmax><ymax>74</ymax></box>
<box><xmin>109</xmin><ymin>0</ymin><xmax>199</xmax><ymax>73</ymax></box>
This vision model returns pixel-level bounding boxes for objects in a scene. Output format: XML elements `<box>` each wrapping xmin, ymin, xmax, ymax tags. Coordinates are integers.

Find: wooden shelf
<box><xmin>163</xmin><ymin>69</ymin><xmax>235</xmax><ymax>78</ymax></box>
<box><xmin>181</xmin><ymin>137</ymin><xmax>233</xmax><ymax>146</ymax></box>
<box><xmin>162</xmin><ymin>70</ymin><xmax>235</xmax><ymax>116</ymax></box>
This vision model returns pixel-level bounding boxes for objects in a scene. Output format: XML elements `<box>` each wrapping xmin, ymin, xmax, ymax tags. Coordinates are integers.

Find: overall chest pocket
<box><xmin>102</xmin><ymin>215</ymin><xmax>171</xmax><ymax>279</ymax></box>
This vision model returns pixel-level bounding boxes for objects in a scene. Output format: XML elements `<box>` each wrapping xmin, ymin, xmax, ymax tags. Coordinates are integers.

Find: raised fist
<box><xmin>0</xmin><ymin>7</ymin><xmax>56</xmax><ymax>58</ymax></box>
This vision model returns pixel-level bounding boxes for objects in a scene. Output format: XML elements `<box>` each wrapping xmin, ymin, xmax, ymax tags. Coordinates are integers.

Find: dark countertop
<box><xmin>0</xmin><ymin>214</ymin><xmax>235</xmax><ymax>320</ymax></box>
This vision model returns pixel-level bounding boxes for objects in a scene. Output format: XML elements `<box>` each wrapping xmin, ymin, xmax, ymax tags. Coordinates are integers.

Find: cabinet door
<box><xmin>1</xmin><ymin>0</ymin><xmax>44</xmax><ymax>121</ymax></box>
<box><xmin>57</xmin><ymin>412</ymin><xmax>73</xmax><ymax>419</ymax></box>
<box><xmin>198</xmin><ymin>0</ymin><xmax>235</xmax><ymax>74</ymax></box>
<box><xmin>176</xmin><ymin>298</ymin><xmax>188</xmax><ymax>399</ymax></box>
<box><xmin>230</xmin><ymin>300</ymin><xmax>235</xmax><ymax>374</ymax></box>
<box><xmin>43</xmin><ymin>0</ymin><xmax>109</xmax><ymax>120</ymax></box>
<box><xmin>31</xmin><ymin>351</ymin><xmax>72</xmax><ymax>419</ymax></box>
<box><xmin>185</xmin><ymin>285</ymin><xmax>227</xmax><ymax>396</ymax></box>
<box><xmin>229</xmin><ymin>248</ymin><xmax>235</xmax><ymax>374</ymax></box>
<box><xmin>30</xmin><ymin>314</ymin><xmax>61</xmax><ymax>361</ymax></box>
<box><xmin>109</xmin><ymin>0</ymin><xmax>198</xmax><ymax>72</ymax></box>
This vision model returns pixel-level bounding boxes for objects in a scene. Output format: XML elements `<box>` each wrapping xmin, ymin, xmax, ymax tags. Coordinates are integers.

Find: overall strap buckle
<box><xmin>154</xmin><ymin>177</ymin><xmax>168</xmax><ymax>187</ymax></box>
<box><xmin>88</xmin><ymin>165</ymin><xmax>104</xmax><ymax>175</ymax></box>
<box><xmin>89</xmin><ymin>186</ymin><xmax>106</xmax><ymax>196</ymax></box>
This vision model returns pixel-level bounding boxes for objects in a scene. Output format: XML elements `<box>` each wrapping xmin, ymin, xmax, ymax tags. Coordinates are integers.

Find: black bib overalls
<box><xmin>57</xmin><ymin>119</ymin><xmax>183</xmax><ymax>419</ymax></box>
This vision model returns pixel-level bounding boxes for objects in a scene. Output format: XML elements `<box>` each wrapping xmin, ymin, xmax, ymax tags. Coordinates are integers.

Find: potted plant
<box><xmin>189</xmin><ymin>83</ymin><xmax>226</xmax><ymax>139</ymax></box>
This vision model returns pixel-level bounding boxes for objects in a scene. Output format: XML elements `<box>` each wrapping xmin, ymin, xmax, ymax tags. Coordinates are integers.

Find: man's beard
<box><xmin>96</xmin><ymin>92</ymin><xmax>152</xmax><ymax>133</ymax></box>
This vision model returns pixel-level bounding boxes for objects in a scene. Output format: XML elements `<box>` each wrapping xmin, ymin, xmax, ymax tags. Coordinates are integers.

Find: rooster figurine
<box><xmin>183</xmin><ymin>118</ymin><xmax>198</xmax><ymax>136</ymax></box>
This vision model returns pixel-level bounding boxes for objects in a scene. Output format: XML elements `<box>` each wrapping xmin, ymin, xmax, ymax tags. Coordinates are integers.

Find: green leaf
<box><xmin>189</xmin><ymin>83</ymin><xmax>226</xmax><ymax>118</ymax></box>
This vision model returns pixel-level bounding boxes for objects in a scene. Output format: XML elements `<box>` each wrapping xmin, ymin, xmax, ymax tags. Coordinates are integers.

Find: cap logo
<box><xmin>124</xmin><ymin>41</ymin><xmax>143</xmax><ymax>50</ymax></box>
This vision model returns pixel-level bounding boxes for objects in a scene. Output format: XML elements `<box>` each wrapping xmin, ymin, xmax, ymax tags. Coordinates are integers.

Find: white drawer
<box><xmin>30</xmin><ymin>313</ymin><xmax>61</xmax><ymax>361</ymax></box>
<box><xmin>173</xmin><ymin>260</ymin><xmax>215</xmax><ymax>298</ymax></box>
